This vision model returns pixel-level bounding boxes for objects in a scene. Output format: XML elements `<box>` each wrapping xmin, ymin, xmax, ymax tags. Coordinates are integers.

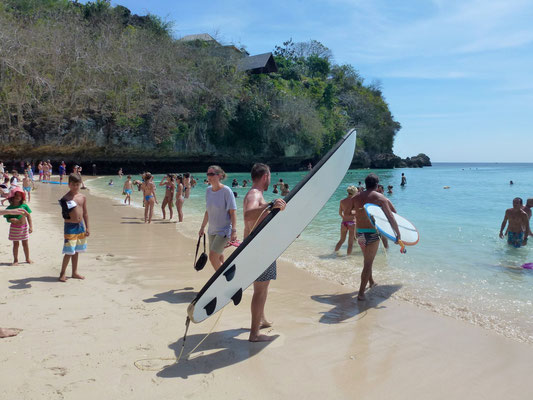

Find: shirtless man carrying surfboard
<box><xmin>351</xmin><ymin>173</ymin><xmax>401</xmax><ymax>301</ymax></box>
<box><xmin>243</xmin><ymin>163</ymin><xmax>286</xmax><ymax>342</ymax></box>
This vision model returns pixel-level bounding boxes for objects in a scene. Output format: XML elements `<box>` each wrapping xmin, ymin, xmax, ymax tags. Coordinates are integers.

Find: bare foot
<box><xmin>249</xmin><ymin>333</ymin><xmax>277</xmax><ymax>342</ymax></box>
<box><xmin>369</xmin><ymin>282</ymin><xmax>378</xmax><ymax>288</ymax></box>
<box><xmin>58</xmin><ymin>275</ymin><xmax>68</xmax><ymax>282</ymax></box>
<box><xmin>357</xmin><ymin>294</ymin><xmax>366</xmax><ymax>301</ymax></box>
<box><xmin>260</xmin><ymin>320</ymin><xmax>273</xmax><ymax>329</ymax></box>
<box><xmin>0</xmin><ymin>328</ymin><xmax>22</xmax><ymax>338</ymax></box>
<box><xmin>12</xmin><ymin>261</ymin><xmax>19</xmax><ymax>266</ymax></box>
<box><xmin>26</xmin><ymin>259</ymin><xmax>34</xmax><ymax>264</ymax></box>
<box><xmin>71</xmin><ymin>273</ymin><xmax>85</xmax><ymax>280</ymax></box>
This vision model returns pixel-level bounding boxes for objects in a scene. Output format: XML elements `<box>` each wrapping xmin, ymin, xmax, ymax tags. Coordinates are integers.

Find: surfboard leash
<box><xmin>133</xmin><ymin>310</ymin><xmax>224</xmax><ymax>371</ymax></box>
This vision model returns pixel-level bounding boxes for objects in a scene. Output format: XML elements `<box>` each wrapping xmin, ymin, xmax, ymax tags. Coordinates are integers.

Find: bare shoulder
<box><xmin>74</xmin><ymin>193</ymin><xmax>86</xmax><ymax>204</ymax></box>
<box><xmin>243</xmin><ymin>188</ymin><xmax>264</xmax><ymax>209</ymax></box>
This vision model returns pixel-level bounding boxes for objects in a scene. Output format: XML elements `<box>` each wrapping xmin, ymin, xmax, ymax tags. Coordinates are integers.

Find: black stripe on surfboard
<box><xmin>189</xmin><ymin>129</ymin><xmax>356</xmax><ymax>315</ymax></box>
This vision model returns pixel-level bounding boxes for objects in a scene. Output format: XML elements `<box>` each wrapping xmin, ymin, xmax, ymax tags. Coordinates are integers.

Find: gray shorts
<box><xmin>208</xmin><ymin>234</ymin><xmax>229</xmax><ymax>254</ymax></box>
<box><xmin>256</xmin><ymin>261</ymin><xmax>277</xmax><ymax>282</ymax></box>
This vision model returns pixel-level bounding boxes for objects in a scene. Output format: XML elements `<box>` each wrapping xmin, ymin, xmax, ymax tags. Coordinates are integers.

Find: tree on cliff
<box><xmin>0</xmin><ymin>0</ymin><xmax>401</xmax><ymax>164</ymax></box>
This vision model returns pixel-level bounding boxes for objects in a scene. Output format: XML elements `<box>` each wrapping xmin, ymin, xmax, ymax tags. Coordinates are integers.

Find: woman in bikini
<box><xmin>159</xmin><ymin>174</ymin><xmax>175</xmax><ymax>220</ymax></box>
<box><xmin>175</xmin><ymin>174</ymin><xmax>185</xmax><ymax>222</ymax></box>
<box><xmin>141</xmin><ymin>173</ymin><xmax>157</xmax><ymax>223</ymax></box>
<box><xmin>334</xmin><ymin>186</ymin><xmax>357</xmax><ymax>255</ymax></box>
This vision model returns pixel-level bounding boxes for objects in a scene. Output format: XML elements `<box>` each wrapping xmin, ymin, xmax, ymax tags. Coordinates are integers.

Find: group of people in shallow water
<box><xmin>117</xmin><ymin>170</ymin><xmax>196</xmax><ymax>224</ymax></box>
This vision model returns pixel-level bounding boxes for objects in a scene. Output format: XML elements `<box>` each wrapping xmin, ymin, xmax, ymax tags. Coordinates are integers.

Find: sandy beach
<box><xmin>1</xmin><ymin>180</ymin><xmax>532</xmax><ymax>400</ymax></box>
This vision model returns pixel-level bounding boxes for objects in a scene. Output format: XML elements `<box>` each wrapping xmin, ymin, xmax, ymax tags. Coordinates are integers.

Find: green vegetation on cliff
<box><xmin>0</xmin><ymin>0</ymin><xmax>401</xmax><ymax>166</ymax></box>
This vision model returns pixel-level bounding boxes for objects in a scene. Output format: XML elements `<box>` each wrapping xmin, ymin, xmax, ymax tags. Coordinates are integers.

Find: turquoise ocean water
<box><xmin>86</xmin><ymin>163</ymin><xmax>533</xmax><ymax>343</ymax></box>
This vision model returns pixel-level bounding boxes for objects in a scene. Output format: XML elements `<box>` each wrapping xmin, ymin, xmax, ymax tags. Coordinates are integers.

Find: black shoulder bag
<box><xmin>194</xmin><ymin>234</ymin><xmax>208</xmax><ymax>271</ymax></box>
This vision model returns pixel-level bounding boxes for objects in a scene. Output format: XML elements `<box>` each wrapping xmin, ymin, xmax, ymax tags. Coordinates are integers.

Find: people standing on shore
<box><xmin>72</xmin><ymin>165</ymin><xmax>86</xmax><ymax>189</ymax></box>
<box><xmin>401</xmin><ymin>173</ymin><xmax>407</xmax><ymax>186</ymax></box>
<box><xmin>243</xmin><ymin>163</ymin><xmax>286</xmax><ymax>342</ymax></box>
<box><xmin>38</xmin><ymin>162</ymin><xmax>43</xmax><ymax>182</ymax></box>
<box><xmin>59</xmin><ymin>174</ymin><xmax>89</xmax><ymax>282</ymax></box>
<box><xmin>335</xmin><ymin>186</ymin><xmax>357</xmax><ymax>255</ymax></box>
<box><xmin>92</xmin><ymin>164</ymin><xmax>97</xmax><ymax>176</ymax></box>
<box><xmin>198</xmin><ymin>165</ymin><xmax>237</xmax><ymax>271</ymax></box>
<box><xmin>159</xmin><ymin>174</ymin><xmax>175</xmax><ymax>220</ymax></box>
<box><xmin>123</xmin><ymin>176</ymin><xmax>133</xmax><ymax>205</ymax></box>
<box><xmin>183</xmin><ymin>172</ymin><xmax>191</xmax><ymax>199</ymax></box>
<box><xmin>4</xmin><ymin>187</ymin><xmax>33</xmax><ymax>265</ymax></box>
<box><xmin>118</xmin><ymin>168</ymin><xmax>123</xmax><ymax>179</ymax></box>
<box><xmin>10</xmin><ymin>170</ymin><xmax>19</xmax><ymax>187</ymax></box>
<box><xmin>26</xmin><ymin>163</ymin><xmax>34</xmax><ymax>182</ymax></box>
<box><xmin>47</xmin><ymin>160</ymin><xmax>53</xmax><ymax>181</ymax></box>
<box><xmin>42</xmin><ymin>162</ymin><xmax>50</xmax><ymax>182</ymax></box>
<box><xmin>58</xmin><ymin>161</ymin><xmax>66</xmax><ymax>184</ymax></box>
<box><xmin>141</xmin><ymin>173</ymin><xmax>157</xmax><ymax>224</ymax></box>
<box><xmin>22</xmin><ymin>172</ymin><xmax>34</xmax><ymax>202</ymax></box>
<box><xmin>499</xmin><ymin>198</ymin><xmax>531</xmax><ymax>248</ymax></box>
<box><xmin>352</xmin><ymin>173</ymin><xmax>401</xmax><ymax>301</ymax></box>
<box><xmin>0</xmin><ymin>162</ymin><xmax>4</xmax><ymax>175</ymax></box>
<box><xmin>0</xmin><ymin>205</ymin><xmax>29</xmax><ymax>338</ymax></box>
<box><xmin>175</xmin><ymin>175</ymin><xmax>185</xmax><ymax>222</ymax></box>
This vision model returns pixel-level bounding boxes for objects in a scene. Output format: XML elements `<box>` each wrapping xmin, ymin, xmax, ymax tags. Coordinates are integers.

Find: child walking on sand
<box><xmin>4</xmin><ymin>187</ymin><xmax>33</xmax><ymax>265</ymax></box>
<box><xmin>58</xmin><ymin>174</ymin><xmax>89</xmax><ymax>282</ymax></box>
<box><xmin>123</xmin><ymin>175</ymin><xmax>133</xmax><ymax>205</ymax></box>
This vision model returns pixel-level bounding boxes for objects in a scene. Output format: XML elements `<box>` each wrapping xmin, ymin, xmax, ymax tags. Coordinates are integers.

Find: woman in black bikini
<box><xmin>159</xmin><ymin>174</ymin><xmax>175</xmax><ymax>220</ymax></box>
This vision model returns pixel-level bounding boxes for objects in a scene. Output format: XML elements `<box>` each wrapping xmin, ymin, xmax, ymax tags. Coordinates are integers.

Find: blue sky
<box><xmin>108</xmin><ymin>0</ymin><xmax>533</xmax><ymax>162</ymax></box>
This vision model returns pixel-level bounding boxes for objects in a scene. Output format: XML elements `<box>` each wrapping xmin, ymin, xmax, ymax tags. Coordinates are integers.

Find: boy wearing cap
<box><xmin>4</xmin><ymin>187</ymin><xmax>33</xmax><ymax>265</ymax></box>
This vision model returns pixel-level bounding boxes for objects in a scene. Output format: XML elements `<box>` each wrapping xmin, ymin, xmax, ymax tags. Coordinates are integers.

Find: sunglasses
<box><xmin>206</xmin><ymin>172</ymin><xmax>218</xmax><ymax>176</ymax></box>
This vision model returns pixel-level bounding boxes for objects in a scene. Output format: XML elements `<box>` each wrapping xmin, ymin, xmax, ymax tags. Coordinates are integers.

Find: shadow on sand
<box><xmin>156</xmin><ymin>328</ymin><xmax>275</xmax><ymax>379</ymax></box>
<box><xmin>8</xmin><ymin>276</ymin><xmax>59</xmax><ymax>289</ymax></box>
<box><xmin>311</xmin><ymin>284</ymin><xmax>402</xmax><ymax>324</ymax></box>
<box><xmin>143</xmin><ymin>287</ymin><xmax>197</xmax><ymax>304</ymax></box>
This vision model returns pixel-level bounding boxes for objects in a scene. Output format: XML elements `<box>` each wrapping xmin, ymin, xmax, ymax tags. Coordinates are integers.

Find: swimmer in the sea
<box><xmin>499</xmin><ymin>197</ymin><xmax>531</xmax><ymax>248</ymax></box>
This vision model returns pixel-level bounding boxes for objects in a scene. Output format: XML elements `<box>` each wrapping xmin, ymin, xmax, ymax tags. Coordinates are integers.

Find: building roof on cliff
<box><xmin>237</xmin><ymin>52</ymin><xmax>278</xmax><ymax>74</ymax></box>
<box><xmin>179</xmin><ymin>33</ymin><xmax>219</xmax><ymax>44</ymax></box>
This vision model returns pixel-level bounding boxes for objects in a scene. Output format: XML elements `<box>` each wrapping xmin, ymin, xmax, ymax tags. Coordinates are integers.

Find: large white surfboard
<box><xmin>187</xmin><ymin>129</ymin><xmax>357</xmax><ymax>323</ymax></box>
<box><xmin>364</xmin><ymin>203</ymin><xmax>419</xmax><ymax>245</ymax></box>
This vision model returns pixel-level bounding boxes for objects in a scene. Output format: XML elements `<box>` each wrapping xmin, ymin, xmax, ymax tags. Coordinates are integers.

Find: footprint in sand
<box><xmin>48</xmin><ymin>366</ymin><xmax>67</xmax><ymax>376</ymax></box>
